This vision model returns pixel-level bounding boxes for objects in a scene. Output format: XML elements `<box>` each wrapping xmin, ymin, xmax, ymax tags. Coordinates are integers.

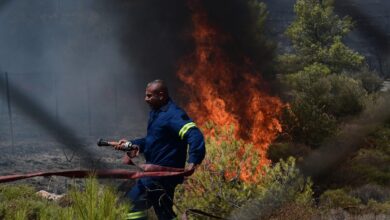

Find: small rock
<box><xmin>36</xmin><ymin>190</ymin><xmax>65</xmax><ymax>201</ymax></box>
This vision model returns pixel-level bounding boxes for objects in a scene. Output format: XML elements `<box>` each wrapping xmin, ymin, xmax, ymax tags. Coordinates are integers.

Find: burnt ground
<box><xmin>0</xmin><ymin>139</ymin><xmax>141</xmax><ymax>194</ymax></box>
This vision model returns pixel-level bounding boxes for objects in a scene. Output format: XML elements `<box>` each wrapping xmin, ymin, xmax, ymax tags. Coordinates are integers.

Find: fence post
<box><xmin>5</xmin><ymin>72</ymin><xmax>14</xmax><ymax>148</ymax></box>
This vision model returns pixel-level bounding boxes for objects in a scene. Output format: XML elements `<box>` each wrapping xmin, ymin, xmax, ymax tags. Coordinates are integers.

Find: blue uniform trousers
<box><xmin>126</xmin><ymin>177</ymin><xmax>178</xmax><ymax>220</ymax></box>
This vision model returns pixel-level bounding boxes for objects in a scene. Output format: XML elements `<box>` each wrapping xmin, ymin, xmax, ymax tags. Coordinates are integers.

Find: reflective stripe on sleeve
<box><xmin>126</xmin><ymin>211</ymin><xmax>147</xmax><ymax>219</ymax></box>
<box><xmin>178</xmin><ymin>122</ymin><xmax>196</xmax><ymax>140</ymax></box>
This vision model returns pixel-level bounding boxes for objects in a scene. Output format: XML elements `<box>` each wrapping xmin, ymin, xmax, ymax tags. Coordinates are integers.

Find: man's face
<box><xmin>145</xmin><ymin>84</ymin><xmax>163</xmax><ymax>109</ymax></box>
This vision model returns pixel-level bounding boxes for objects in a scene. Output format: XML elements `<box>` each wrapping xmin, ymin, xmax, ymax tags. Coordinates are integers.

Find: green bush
<box><xmin>230</xmin><ymin>158</ymin><xmax>313</xmax><ymax>220</ymax></box>
<box><xmin>332</xmin><ymin>123</ymin><xmax>390</xmax><ymax>186</ymax></box>
<box><xmin>324</xmin><ymin>74</ymin><xmax>367</xmax><ymax>117</ymax></box>
<box><xmin>267</xmin><ymin>202</ymin><xmax>317</xmax><ymax>220</ymax></box>
<box><xmin>0</xmin><ymin>184</ymin><xmax>55</xmax><ymax>220</ymax></box>
<box><xmin>65</xmin><ymin>177</ymin><xmax>130</xmax><ymax>220</ymax></box>
<box><xmin>0</xmin><ymin>177</ymin><xmax>130</xmax><ymax>220</ymax></box>
<box><xmin>351</xmin><ymin>184</ymin><xmax>390</xmax><ymax>204</ymax></box>
<box><xmin>281</xmin><ymin>64</ymin><xmax>368</xmax><ymax>147</ymax></box>
<box><xmin>282</xmin><ymin>98</ymin><xmax>338</xmax><ymax>147</ymax></box>
<box><xmin>366</xmin><ymin>200</ymin><xmax>390</xmax><ymax>215</ymax></box>
<box><xmin>284</xmin><ymin>64</ymin><xmax>367</xmax><ymax>118</ymax></box>
<box><xmin>278</xmin><ymin>0</ymin><xmax>373</xmax><ymax>149</ymax></box>
<box><xmin>319</xmin><ymin>189</ymin><xmax>361</xmax><ymax>209</ymax></box>
<box><xmin>319</xmin><ymin>188</ymin><xmax>390</xmax><ymax>215</ymax></box>
<box><xmin>353</xmin><ymin>68</ymin><xmax>383</xmax><ymax>93</ymax></box>
<box><xmin>175</xmin><ymin>124</ymin><xmax>313</xmax><ymax>219</ymax></box>
<box><xmin>282</xmin><ymin>0</ymin><xmax>364</xmax><ymax>74</ymax></box>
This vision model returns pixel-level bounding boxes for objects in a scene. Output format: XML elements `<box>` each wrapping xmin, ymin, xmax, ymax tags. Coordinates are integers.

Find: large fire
<box><xmin>177</xmin><ymin>0</ymin><xmax>283</xmax><ymax>182</ymax></box>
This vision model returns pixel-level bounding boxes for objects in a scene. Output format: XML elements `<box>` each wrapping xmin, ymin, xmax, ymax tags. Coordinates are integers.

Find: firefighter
<box><xmin>115</xmin><ymin>79</ymin><xmax>206</xmax><ymax>220</ymax></box>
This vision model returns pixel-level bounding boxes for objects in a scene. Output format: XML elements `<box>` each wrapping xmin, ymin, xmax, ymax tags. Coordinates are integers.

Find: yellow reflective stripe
<box><xmin>126</xmin><ymin>211</ymin><xmax>146</xmax><ymax>219</ymax></box>
<box><xmin>179</xmin><ymin>122</ymin><xmax>196</xmax><ymax>140</ymax></box>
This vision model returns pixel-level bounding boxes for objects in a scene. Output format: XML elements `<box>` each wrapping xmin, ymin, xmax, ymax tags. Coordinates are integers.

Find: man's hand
<box><xmin>123</xmin><ymin>145</ymin><xmax>140</xmax><ymax>165</ymax></box>
<box><xmin>113</xmin><ymin>139</ymin><xmax>128</xmax><ymax>151</ymax></box>
<box><xmin>183</xmin><ymin>163</ymin><xmax>199</xmax><ymax>178</ymax></box>
<box><xmin>127</xmin><ymin>146</ymin><xmax>139</xmax><ymax>158</ymax></box>
<box><xmin>185</xmin><ymin>163</ymin><xmax>199</xmax><ymax>172</ymax></box>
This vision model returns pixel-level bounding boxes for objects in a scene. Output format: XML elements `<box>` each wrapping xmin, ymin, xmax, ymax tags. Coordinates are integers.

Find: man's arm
<box><xmin>169</xmin><ymin>112</ymin><xmax>206</xmax><ymax>170</ymax></box>
<box><xmin>184</xmin><ymin>128</ymin><xmax>206</xmax><ymax>166</ymax></box>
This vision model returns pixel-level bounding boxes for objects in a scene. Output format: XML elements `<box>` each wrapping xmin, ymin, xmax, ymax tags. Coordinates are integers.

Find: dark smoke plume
<box><xmin>201</xmin><ymin>0</ymin><xmax>277</xmax><ymax>80</ymax></box>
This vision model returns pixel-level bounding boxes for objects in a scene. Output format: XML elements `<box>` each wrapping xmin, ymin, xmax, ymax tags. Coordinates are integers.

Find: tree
<box><xmin>279</xmin><ymin>0</ymin><xmax>364</xmax><ymax>74</ymax></box>
<box><xmin>278</xmin><ymin>0</ymin><xmax>370</xmax><ymax>147</ymax></box>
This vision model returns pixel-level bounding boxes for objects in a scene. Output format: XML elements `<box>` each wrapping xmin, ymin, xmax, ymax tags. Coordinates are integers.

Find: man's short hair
<box><xmin>147</xmin><ymin>79</ymin><xmax>169</xmax><ymax>96</ymax></box>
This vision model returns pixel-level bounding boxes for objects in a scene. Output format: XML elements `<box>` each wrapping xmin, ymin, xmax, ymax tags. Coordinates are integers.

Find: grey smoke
<box><xmin>0</xmin><ymin>0</ymin><xmax>191</xmax><ymax>171</ymax></box>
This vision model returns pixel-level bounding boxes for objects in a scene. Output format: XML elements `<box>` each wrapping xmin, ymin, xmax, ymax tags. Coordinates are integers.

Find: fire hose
<box><xmin>0</xmin><ymin>139</ymin><xmax>194</xmax><ymax>183</ymax></box>
<box><xmin>0</xmin><ymin>139</ymin><xmax>226</xmax><ymax>219</ymax></box>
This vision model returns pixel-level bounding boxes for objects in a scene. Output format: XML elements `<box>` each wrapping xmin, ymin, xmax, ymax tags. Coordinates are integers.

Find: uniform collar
<box><xmin>151</xmin><ymin>99</ymin><xmax>171</xmax><ymax>113</ymax></box>
<box><xmin>159</xmin><ymin>99</ymin><xmax>171</xmax><ymax>112</ymax></box>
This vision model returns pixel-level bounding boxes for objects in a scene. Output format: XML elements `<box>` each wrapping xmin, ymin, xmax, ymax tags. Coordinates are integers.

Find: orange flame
<box><xmin>177</xmin><ymin>0</ymin><xmax>283</xmax><ymax>182</ymax></box>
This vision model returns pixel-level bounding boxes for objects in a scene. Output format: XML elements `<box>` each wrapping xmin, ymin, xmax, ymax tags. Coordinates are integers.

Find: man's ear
<box><xmin>158</xmin><ymin>92</ymin><xmax>164</xmax><ymax>100</ymax></box>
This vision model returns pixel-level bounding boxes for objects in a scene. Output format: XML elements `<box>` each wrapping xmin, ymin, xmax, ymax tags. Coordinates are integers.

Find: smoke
<box><xmin>201</xmin><ymin>0</ymin><xmax>277</xmax><ymax>79</ymax></box>
<box><xmin>0</xmin><ymin>1</ymin><xmax>192</xmax><ymax>150</ymax></box>
<box><xmin>0</xmin><ymin>0</ymin><xmax>196</xmax><ymax>173</ymax></box>
<box><xmin>0</xmin><ymin>74</ymin><xmax>102</xmax><ymax>167</ymax></box>
<box><xmin>333</xmin><ymin>0</ymin><xmax>390</xmax><ymax>77</ymax></box>
<box><xmin>0</xmin><ymin>0</ymin><xmax>276</xmax><ymax>160</ymax></box>
<box><xmin>300</xmin><ymin>93</ymin><xmax>390</xmax><ymax>179</ymax></box>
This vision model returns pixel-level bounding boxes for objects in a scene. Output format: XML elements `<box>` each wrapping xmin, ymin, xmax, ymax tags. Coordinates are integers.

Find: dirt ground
<box><xmin>0</xmin><ymin>139</ymin><xmax>140</xmax><ymax>194</ymax></box>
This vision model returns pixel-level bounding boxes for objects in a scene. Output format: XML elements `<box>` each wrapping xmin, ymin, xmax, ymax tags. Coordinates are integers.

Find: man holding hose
<box><xmin>114</xmin><ymin>79</ymin><xmax>206</xmax><ymax>220</ymax></box>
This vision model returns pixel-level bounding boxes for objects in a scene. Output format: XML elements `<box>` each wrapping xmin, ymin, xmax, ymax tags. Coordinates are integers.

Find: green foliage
<box><xmin>282</xmin><ymin>95</ymin><xmax>338</xmax><ymax>147</ymax></box>
<box><xmin>351</xmin><ymin>184</ymin><xmax>390</xmax><ymax>204</ymax></box>
<box><xmin>285</xmin><ymin>64</ymin><xmax>368</xmax><ymax>117</ymax></box>
<box><xmin>282</xmin><ymin>63</ymin><xmax>368</xmax><ymax>146</ymax></box>
<box><xmin>320</xmin><ymin>189</ymin><xmax>361</xmax><ymax>209</ymax></box>
<box><xmin>322</xmin><ymin>74</ymin><xmax>367</xmax><ymax>117</ymax></box>
<box><xmin>284</xmin><ymin>63</ymin><xmax>331</xmax><ymax>91</ymax></box>
<box><xmin>333</xmin><ymin>123</ymin><xmax>390</xmax><ymax>186</ymax></box>
<box><xmin>366</xmin><ymin>200</ymin><xmax>390</xmax><ymax>215</ymax></box>
<box><xmin>246</xmin><ymin>0</ymin><xmax>278</xmax><ymax>79</ymax></box>
<box><xmin>175</xmin><ymin>124</ymin><xmax>313</xmax><ymax>219</ymax></box>
<box><xmin>247</xmin><ymin>0</ymin><xmax>268</xmax><ymax>43</ymax></box>
<box><xmin>267</xmin><ymin>202</ymin><xmax>317</xmax><ymax>220</ymax></box>
<box><xmin>355</xmin><ymin>70</ymin><xmax>384</xmax><ymax>94</ymax></box>
<box><xmin>278</xmin><ymin>0</ymin><xmax>373</xmax><ymax>148</ymax></box>
<box><xmin>319</xmin><ymin>188</ymin><xmax>390</xmax><ymax>215</ymax></box>
<box><xmin>0</xmin><ymin>177</ymin><xmax>130</xmax><ymax>220</ymax></box>
<box><xmin>282</xmin><ymin>0</ymin><xmax>364</xmax><ymax>73</ymax></box>
<box><xmin>230</xmin><ymin>157</ymin><xmax>314</xmax><ymax>219</ymax></box>
<box><xmin>349</xmin><ymin>149</ymin><xmax>390</xmax><ymax>185</ymax></box>
<box><xmin>0</xmin><ymin>184</ymin><xmax>55</xmax><ymax>220</ymax></box>
<box><xmin>66</xmin><ymin>177</ymin><xmax>129</xmax><ymax>220</ymax></box>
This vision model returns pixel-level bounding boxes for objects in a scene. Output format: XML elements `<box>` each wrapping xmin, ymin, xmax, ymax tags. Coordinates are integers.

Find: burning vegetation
<box><xmin>177</xmin><ymin>0</ymin><xmax>283</xmax><ymax>182</ymax></box>
<box><xmin>1</xmin><ymin>0</ymin><xmax>390</xmax><ymax>219</ymax></box>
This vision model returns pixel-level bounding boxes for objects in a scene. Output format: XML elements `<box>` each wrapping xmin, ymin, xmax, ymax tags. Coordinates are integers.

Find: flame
<box><xmin>177</xmin><ymin>0</ymin><xmax>283</xmax><ymax>182</ymax></box>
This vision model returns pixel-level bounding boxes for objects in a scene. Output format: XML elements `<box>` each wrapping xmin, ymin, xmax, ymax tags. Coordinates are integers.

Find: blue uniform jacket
<box><xmin>131</xmin><ymin>99</ymin><xmax>206</xmax><ymax>169</ymax></box>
